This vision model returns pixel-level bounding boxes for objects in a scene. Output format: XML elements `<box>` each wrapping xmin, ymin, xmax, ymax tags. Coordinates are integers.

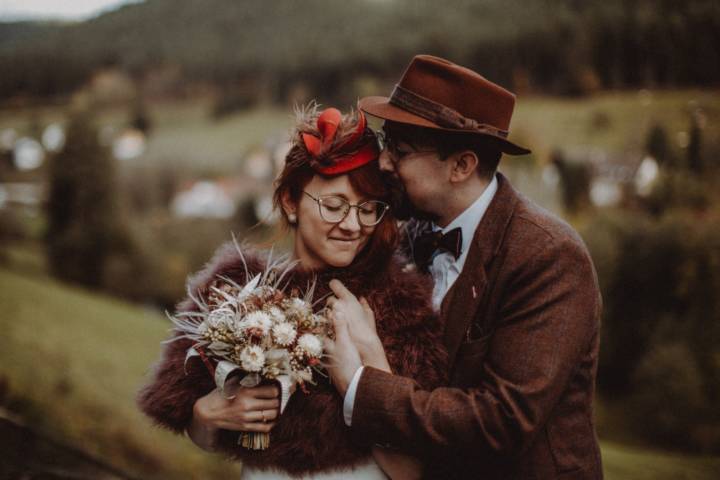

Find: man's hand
<box><xmin>326</xmin><ymin>279</ymin><xmax>386</xmax><ymax>362</ymax></box>
<box><xmin>324</xmin><ymin>307</ymin><xmax>364</xmax><ymax>396</ymax></box>
<box><xmin>324</xmin><ymin>280</ymin><xmax>392</xmax><ymax>397</ymax></box>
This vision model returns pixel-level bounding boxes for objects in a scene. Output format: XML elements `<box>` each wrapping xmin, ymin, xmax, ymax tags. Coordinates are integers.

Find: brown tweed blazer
<box><xmin>352</xmin><ymin>173</ymin><xmax>603</xmax><ymax>479</ymax></box>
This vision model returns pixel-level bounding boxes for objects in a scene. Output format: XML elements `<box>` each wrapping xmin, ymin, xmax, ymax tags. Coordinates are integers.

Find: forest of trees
<box><xmin>1</xmin><ymin>0</ymin><xmax>719</xmax><ymax>102</ymax></box>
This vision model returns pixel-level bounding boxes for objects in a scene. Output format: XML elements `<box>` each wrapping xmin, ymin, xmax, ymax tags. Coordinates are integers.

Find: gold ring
<box><xmin>261</xmin><ymin>410</ymin><xmax>267</xmax><ymax>423</ymax></box>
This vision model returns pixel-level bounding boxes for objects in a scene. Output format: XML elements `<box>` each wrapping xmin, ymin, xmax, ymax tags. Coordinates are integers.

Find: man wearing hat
<box><xmin>325</xmin><ymin>55</ymin><xmax>603</xmax><ymax>479</ymax></box>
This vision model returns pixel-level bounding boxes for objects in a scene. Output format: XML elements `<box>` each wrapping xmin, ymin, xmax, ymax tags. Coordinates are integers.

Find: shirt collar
<box><xmin>432</xmin><ymin>174</ymin><xmax>498</xmax><ymax>260</ymax></box>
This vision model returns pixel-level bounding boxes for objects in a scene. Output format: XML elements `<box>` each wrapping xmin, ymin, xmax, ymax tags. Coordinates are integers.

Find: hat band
<box><xmin>389</xmin><ymin>84</ymin><xmax>509</xmax><ymax>139</ymax></box>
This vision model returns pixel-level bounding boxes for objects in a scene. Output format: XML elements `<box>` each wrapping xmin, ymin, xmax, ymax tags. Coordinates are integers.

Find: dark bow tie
<box><xmin>413</xmin><ymin>227</ymin><xmax>463</xmax><ymax>271</ymax></box>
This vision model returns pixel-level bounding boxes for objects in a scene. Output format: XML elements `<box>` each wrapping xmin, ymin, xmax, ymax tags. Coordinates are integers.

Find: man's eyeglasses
<box><xmin>375</xmin><ymin>130</ymin><xmax>436</xmax><ymax>161</ymax></box>
<box><xmin>303</xmin><ymin>192</ymin><xmax>389</xmax><ymax>227</ymax></box>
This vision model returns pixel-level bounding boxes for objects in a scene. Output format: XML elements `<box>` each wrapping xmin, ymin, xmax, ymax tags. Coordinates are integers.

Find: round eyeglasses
<box><xmin>303</xmin><ymin>191</ymin><xmax>389</xmax><ymax>227</ymax></box>
<box><xmin>376</xmin><ymin>130</ymin><xmax>436</xmax><ymax>162</ymax></box>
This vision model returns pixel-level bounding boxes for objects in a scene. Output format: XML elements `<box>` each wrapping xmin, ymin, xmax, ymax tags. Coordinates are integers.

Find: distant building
<box><xmin>171</xmin><ymin>176</ymin><xmax>266</xmax><ymax>219</ymax></box>
<box><xmin>546</xmin><ymin>146</ymin><xmax>654</xmax><ymax>208</ymax></box>
<box><xmin>0</xmin><ymin>182</ymin><xmax>44</xmax><ymax>209</ymax></box>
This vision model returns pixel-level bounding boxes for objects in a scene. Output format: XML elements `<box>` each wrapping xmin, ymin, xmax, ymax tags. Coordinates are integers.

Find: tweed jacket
<box><xmin>352</xmin><ymin>173</ymin><xmax>603</xmax><ymax>479</ymax></box>
<box><xmin>137</xmin><ymin>244</ymin><xmax>448</xmax><ymax>477</ymax></box>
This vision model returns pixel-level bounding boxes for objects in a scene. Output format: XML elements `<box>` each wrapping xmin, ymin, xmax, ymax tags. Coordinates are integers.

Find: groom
<box><xmin>326</xmin><ymin>55</ymin><xmax>603</xmax><ymax>479</ymax></box>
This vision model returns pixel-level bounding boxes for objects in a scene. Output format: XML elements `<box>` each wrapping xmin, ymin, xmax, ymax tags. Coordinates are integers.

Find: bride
<box><xmin>137</xmin><ymin>106</ymin><xmax>447</xmax><ymax>479</ymax></box>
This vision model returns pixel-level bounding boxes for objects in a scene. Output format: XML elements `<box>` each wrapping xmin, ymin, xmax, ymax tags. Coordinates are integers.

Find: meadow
<box><xmin>1</xmin><ymin>266</ymin><xmax>719</xmax><ymax>479</ymax></box>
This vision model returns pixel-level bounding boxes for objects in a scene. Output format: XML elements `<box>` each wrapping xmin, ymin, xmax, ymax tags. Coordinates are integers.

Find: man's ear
<box><xmin>449</xmin><ymin>151</ymin><xmax>479</xmax><ymax>183</ymax></box>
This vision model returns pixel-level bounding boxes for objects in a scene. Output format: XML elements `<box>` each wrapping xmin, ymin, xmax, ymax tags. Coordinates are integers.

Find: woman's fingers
<box><xmin>332</xmin><ymin>309</ymin><xmax>350</xmax><ymax>338</ymax></box>
<box><xmin>247</xmin><ymin>398</ymin><xmax>280</xmax><ymax>411</ymax></box>
<box><xmin>250</xmin><ymin>384</ymin><xmax>280</xmax><ymax>399</ymax></box>
<box><xmin>231</xmin><ymin>395</ymin><xmax>279</xmax><ymax>412</ymax></box>
<box><xmin>329</xmin><ymin>279</ymin><xmax>355</xmax><ymax>300</ymax></box>
<box><xmin>359</xmin><ymin>297</ymin><xmax>376</xmax><ymax>324</ymax></box>
<box><xmin>325</xmin><ymin>295</ymin><xmax>337</xmax><ymax>309</ymax></box>
<box><xmin>247</xmin><ymin>408</ymin><xmax>278</xmax><ymax>423</ymax></box>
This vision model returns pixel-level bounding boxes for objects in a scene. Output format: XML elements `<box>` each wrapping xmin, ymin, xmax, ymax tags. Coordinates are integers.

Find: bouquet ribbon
<box><xmin>186</xmin><ymin>348</ymin><xmax>295</xmax><ymax>414</ymax></box>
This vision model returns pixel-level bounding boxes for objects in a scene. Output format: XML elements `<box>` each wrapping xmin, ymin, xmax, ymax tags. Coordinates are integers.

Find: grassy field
<box><xmin>513</xmin><ymin>89</ymin><xmax>720</xmax><ymax>161</ymax></box>
<box><xmin>1</xmin><ymin>266</ymin><xmax>719</xmax><ymax>479</ymax></box>
<box><xmin>0</xmin><ymin>267</ymin><xmax>242</xmax><ymax>479</ymax></box>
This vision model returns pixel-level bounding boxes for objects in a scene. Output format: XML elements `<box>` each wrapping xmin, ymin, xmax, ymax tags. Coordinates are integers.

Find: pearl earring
<box><xmin>287</xmin><ymin>213</ymin><xmax>297</xmax><ymax>224</ymax></box>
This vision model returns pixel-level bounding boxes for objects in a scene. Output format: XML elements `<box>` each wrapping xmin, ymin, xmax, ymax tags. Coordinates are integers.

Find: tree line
<box><xmin>0</xmin><ymin>0</ymin><xmax>719</xmax><ymax>102</ymax></box>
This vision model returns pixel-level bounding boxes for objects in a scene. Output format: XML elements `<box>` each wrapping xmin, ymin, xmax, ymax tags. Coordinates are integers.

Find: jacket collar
<box><xmin>440</xmin><ymin>172</ymin><xmax>520</xmax><ymax>365</ymax></box>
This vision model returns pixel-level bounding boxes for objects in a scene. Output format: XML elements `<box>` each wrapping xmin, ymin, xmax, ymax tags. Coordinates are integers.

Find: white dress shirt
<box><xmin>343</xmin><ymin>176</ymin><xmax>499</xmax><ymax>426</ymax></box>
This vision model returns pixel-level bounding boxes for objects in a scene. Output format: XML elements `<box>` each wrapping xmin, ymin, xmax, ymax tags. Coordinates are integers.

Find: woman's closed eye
<box><xmin>321</xmin><ymin>197</ymin><xmax>347</xmax><ymax>212</ymax></box>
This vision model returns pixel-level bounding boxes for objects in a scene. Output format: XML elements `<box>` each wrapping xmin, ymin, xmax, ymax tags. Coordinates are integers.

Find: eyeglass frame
<box><xmin>375</xmin><ymin>129</ymin><xmax>437</xmax><ymax>162</ymax></box>
<box><xmin>301</xmin><ymin>191</ymin><xmax>390</xmax><ymax>227</ymax></box>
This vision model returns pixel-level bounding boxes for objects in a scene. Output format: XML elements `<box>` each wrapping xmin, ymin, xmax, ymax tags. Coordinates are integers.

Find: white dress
<box><xmin>240</xmin><ymin>458</ymin><xmax>388</xmax><ymax>479</ymax></box>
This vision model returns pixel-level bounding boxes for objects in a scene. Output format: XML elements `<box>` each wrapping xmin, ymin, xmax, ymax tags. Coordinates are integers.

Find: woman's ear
<box><xmin>280</xmin><ymin>189</ymin><xmax>298</xmax><ymax>225</ymax></box>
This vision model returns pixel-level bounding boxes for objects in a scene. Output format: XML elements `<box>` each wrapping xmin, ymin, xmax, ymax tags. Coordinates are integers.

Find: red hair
<box><xmin>273</xmin><ymin>144</ymin><xmax>399</xmax><ymax>272</ymax></box>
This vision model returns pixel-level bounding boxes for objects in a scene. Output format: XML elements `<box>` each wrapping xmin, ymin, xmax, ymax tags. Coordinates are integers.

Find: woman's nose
<box><xmin>337</xmin><ymin>208</ymin><xmax>362</xmax><ymax>232</ymax></box>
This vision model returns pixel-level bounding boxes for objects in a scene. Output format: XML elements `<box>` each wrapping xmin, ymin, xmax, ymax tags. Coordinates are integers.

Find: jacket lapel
<box><xmin>441</xmin><ymin>173</ymin><xmax>519</xmax><ymax>366</ymax></box>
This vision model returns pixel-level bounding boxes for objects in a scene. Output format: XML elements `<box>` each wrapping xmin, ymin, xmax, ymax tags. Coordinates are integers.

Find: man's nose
<box><xmin>378</xmin><ymin>149</ymin><xmax>395</xmax><ymax>172</ymax></box>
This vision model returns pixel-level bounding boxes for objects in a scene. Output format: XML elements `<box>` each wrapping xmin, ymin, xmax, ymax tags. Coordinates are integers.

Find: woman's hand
<box><xmin>187</xmin><ymin>384</ymin><xmax>280</xmax><ymax>450</ymax></box>
<box><xmin>327</xmin><ymin>279</ymin><xmax>391</xmax><ymax>373</ymax></box>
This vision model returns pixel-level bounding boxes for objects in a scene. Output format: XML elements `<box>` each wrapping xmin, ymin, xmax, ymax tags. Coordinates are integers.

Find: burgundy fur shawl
<box><xmin>137</xmin><ymin>243</ymin><xmax>448</xmax><ymax>476</ymax></box>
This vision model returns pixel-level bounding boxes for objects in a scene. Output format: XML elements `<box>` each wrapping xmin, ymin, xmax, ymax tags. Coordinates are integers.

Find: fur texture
<box><xmin>137</xmin><ymin>242</ymin><xmax>447</xmax><ymax>476</ymax></box>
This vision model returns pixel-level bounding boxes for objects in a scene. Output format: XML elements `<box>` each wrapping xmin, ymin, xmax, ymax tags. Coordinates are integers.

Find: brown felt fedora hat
<box><xmin>359</xmin><ymin>55</ymin><xmax>531</xmax><ymax>155</ymax></box>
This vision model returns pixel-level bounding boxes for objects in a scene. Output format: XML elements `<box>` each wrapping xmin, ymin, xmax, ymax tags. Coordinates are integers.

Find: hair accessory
<box><xmin>301</xmin><ymin>108</ymin><xmax>379</xmax><ymax>175</ymax></box>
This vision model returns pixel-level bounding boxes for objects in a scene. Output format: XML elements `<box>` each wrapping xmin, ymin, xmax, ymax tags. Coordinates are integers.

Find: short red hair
<box><xmin>273</xmin><ymin>108</ymin><xmax>398</xmax><ymax>272</ymax></box>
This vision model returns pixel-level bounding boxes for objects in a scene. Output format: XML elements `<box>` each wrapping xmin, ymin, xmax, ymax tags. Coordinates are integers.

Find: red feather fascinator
<box><xmin>299</xmin><ymin>107</ymin><xmax>379</xmax><ymax>175</ymax></box>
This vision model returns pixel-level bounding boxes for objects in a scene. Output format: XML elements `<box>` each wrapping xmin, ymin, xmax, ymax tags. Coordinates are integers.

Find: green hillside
<box><xmin>0</xmin><ymin>268</ymin><xmax>242</xmax><ymax>479</ymax></box>
<box><xmin>1</xmin><ymin>267</ymin><xmax>719</xmax><ymax>479</ymax></box>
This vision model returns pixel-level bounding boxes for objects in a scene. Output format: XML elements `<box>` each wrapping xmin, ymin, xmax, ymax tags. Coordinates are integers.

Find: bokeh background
<box><xmin>1</xmin><ymin>1</ymin><xmax>719</xmax><ymax>478</ymax></box>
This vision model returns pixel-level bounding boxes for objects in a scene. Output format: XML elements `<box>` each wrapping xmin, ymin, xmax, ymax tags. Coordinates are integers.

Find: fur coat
<box><xmin>137</xmin><ymin>242</ymin><xmax>448</xmax><ymax>476</ymax></box>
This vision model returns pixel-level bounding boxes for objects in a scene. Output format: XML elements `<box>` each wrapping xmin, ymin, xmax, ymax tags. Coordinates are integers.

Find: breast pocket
<box><xmin>451</xmin><ymin>334</ymin><xmax>491</xmax><ymax>387</ymax></box>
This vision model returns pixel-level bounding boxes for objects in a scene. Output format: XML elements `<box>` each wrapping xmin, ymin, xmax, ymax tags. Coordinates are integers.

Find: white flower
<box><xmin>286</xmin><ymin>297</ymin><xmax>310</xmax><ymax>317</ymax></box>
<box><xmin>292</xmin><ymin>297</ymin><xmax>308</xmax><ymax>310</ymax></box>
<box><xmin>272</xmin><ymin>322</ymin><xmax>297</xmax><ymax>346</ymax></box>
<box><xmin>240</xmin><ymin>345</ymin><xmax>265</xmax><ymax>372</ymax></box>
<box><xmin>208</xmin><ymin>308</ymin><xmax>234</xmax><ymax>329</ymax></box>
<box><xmin>298</xmin><ymin>333</ymin><xmax>323</xmax><ymax>358</ymax></box>
<box><xmin>267</xmin><ymin>306</ymin><xmax>286</xmax><ymax>324</ymax></box>
<box><xmin>239</xmin><ymin>311</ymin><xmax>273</xmax><ymax>335</ymax></box>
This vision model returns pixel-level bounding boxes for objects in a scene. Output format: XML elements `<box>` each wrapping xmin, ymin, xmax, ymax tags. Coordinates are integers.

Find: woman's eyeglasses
<box><xmin>303</xmin><ymin>192</ymin><xmax>389</xmax><ymax>227</ymax></box>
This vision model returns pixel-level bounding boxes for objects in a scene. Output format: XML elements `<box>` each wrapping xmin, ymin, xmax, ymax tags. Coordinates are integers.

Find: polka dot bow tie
<box><xmin>413</xmin><ymin>227</ymin><xmax>463</xmax><ymax>271</ymax></box>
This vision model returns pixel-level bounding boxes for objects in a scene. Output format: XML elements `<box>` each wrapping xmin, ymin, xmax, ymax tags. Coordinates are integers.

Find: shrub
<box><xmin>581</xmin><ymin>208</ymin><xmax>720</xmax><ymax>452</ymax></box>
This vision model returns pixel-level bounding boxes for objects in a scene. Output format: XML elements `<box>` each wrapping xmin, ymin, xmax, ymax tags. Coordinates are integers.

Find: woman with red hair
<box><xmin>138</xmin><ymin>106</ymin><xmax>447</xmax><ymax>479</ymax></box>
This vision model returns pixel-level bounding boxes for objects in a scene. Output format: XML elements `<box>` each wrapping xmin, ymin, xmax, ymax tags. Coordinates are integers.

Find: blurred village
<box><xmin>1</xmin><ymin>1</ymin><xmax>719</xmax><ymax>479</ymax></box>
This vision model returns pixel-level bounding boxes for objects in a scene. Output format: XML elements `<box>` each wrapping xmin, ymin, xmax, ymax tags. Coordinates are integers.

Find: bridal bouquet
<box><xmin>166</xmin><ymin>248</ymin><xmax>332</xmax><ymax>450</ymax></box>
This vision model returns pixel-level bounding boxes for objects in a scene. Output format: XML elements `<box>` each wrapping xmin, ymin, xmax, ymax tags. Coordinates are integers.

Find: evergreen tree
<box><xmin>687</xmin><ymin>113</ymin><xmax>703</xmax><ymax>175</ymax></box>
<box><xmin>646</xmin><ymin>124</ymin><xmax>672</xmax><ymax>166</ymax></box>
<box><xmin>45</xmin><ymin>107</ymin><xmax>126</xmax><ymax>287</ymax></box>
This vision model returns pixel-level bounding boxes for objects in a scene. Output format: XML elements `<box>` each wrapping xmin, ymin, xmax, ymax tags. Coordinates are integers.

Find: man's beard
<box><xmin>383</xmin><ymin>173</ymin><xmax>436</xmax><ymax>222</ymax></box>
